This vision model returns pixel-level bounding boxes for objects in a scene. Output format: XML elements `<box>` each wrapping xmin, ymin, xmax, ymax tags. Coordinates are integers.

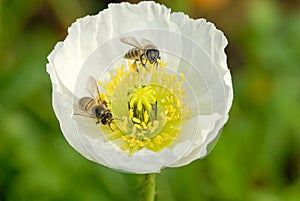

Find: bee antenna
<box><xmin>112</xmin><ymin>117</ymin><xmax>123</xmax><ymax>121</ymax></box>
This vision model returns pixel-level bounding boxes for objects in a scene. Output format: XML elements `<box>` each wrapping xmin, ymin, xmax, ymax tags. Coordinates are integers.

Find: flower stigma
<box><xmin>98</xmin><ymin>61</ymin><xmax>191</xmax><ymax>154</ymax></box>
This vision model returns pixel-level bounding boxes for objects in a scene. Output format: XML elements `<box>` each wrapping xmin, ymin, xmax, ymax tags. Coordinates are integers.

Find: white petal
<box><xmin>46</xmin><ymin>63</ymin><xmax>96</xmax><ymax>162</ymax></box>
<box><xmin>169</xmin><ymin>114</ymin><xmax>225</xmax><ymax>167</ymax></box>
<box><xmin>47</xmin><ymin>1</ymin><xmax>233</xmax><ymax>173</ymax></box>
<box><xmin>170</xmin><ymin>12</ymin><xmax>233</xmax><ymax>114</ymax></box>
<box><xmin>72</xmin><ymin>115</ymin><xmax>194</xmax><ymax>173</ymax></box>
<box><xmin>167</xmin><ymin>12</ymin><xmax>233</xmax><ymax>166</ymax></box>
<box><xmin>47</xmin><ymin>1</ymin><xmax>180</xmax><ymax>93</ymax></box>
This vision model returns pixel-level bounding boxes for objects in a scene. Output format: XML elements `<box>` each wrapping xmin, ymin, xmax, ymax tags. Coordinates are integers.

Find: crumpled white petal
<box><xmin>46</xmin><ymin>1</ymin><xmax>233</xmax><ymax>174</ymax></box>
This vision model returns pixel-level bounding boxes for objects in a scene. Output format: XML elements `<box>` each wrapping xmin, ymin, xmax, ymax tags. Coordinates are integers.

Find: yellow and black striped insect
<box><xmin>120</xmin><ymin>36</ymin><xmax>160</xmax><ymax>67</ymax></box>
<box><xmin>77</xmin><ymin>76</ymin><xmax>113</xmax><ymax>130</ymax></box>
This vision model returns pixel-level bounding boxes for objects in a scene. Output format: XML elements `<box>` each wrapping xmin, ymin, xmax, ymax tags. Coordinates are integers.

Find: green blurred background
<box><xmin>1</xmin><ymin>0</ymin><xmax>300</xmax><ymax>200</ymax></box>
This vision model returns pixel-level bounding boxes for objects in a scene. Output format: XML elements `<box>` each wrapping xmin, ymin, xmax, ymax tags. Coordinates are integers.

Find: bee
<box><xmin>120</xmin><ymin>36</ymin><xmax>160</xmax><ymax>67</ymax></box>
<box><xmin>77</xmin><ymin>76</ymin><xmax>113</xmax><ymax>130</ymax></box>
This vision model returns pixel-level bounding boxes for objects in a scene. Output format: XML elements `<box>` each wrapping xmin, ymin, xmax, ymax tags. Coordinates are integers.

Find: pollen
<box><xmin>98</xmin><ymin>61</ymin><xmax>191</xmax><ymax>154</ymax></box>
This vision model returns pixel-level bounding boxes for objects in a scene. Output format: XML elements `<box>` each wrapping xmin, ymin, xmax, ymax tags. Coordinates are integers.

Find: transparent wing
<box><xmin>140</xmin><ymin>38</ymin><xmax>157</xmax><ymax>49</ymax></box>
<box><xmin>73</xmin><ymin>96</ymin><xmax>85</xmax><ymax>115</ymax></box>
<box><xmin>73</xmin><ymin>95</ymin><xmax>89</xmax><ymax>116</ymax></box>
<box><xmin>86</xmin><ymin>76</ymin><xmax>101</xmax><ymax>101</ymax></box>
<box><xmin>120</xmin><ymin>36</ymin><xmax>143</xmax><ymax>49</ymax></box>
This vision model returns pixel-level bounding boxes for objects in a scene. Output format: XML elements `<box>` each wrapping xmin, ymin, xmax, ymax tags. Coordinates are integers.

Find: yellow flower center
<box><xmin>98</xmin><ymin>61</ymin><xmax>190</xmax><ymax>154</ymax></box>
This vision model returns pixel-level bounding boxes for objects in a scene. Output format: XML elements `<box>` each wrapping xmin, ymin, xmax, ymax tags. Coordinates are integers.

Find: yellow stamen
<box><xmin>144</xmin><ymin>111</ymin><xmax>149</xmax><ymax>123</ymax></box>
<box><xmin>132</xmin><ymin>117</ymin><xmax>141</xmax><ymax>124</ymax></box>
<box><xmin>97</xmin><ymin>60</ymin><xmax>191</xmax><ymax>154</ymax></box>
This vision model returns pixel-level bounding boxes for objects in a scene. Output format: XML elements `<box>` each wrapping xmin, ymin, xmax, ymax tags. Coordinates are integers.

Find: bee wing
<box><xmin>140</xmin><ymin>38</ymin><xmax>158</xmax><ymax>49</ymax></box>
<box><xmin>120</xmin><ymin>36</ymin><xmax>143</xmax><ymax>49</ymax></box>
<box><xmin>86</xmin><ymin>76</ymin><xmax>102</xmax><ymax>102</ymax></box>
<box><xmin>72</xmin><ymin>95</ymin><xmax>90</xmax><ymax>117</ymax></box>
<box><xmin>73</xmin><ymin>96</ymin><xmax>85</xmax><ymax>114</ymax></box>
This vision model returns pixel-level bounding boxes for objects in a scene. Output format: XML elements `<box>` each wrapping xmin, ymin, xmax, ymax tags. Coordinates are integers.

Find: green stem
<box><xmin>144</xmin><ymin>173</ymin><xmax>156</xmax><ymax>201</ymax></box>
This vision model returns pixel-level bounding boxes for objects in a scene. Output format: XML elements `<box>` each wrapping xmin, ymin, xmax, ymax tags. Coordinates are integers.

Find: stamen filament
<box><xmin>98</xmin><ymin>62</ymin><xmax>191</xmax><ymax>154</ymax></box>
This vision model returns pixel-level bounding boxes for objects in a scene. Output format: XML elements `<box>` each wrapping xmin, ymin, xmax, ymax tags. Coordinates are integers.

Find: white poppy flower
<box><xmin>46</xmin><ymin>1</ymin><xmax>233</xmax><ymax>174</ymax></box>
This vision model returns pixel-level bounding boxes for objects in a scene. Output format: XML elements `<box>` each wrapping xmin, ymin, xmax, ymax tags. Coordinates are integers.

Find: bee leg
<box><xmin>103</xmin><ymin>100</ymin><xmax>108</xmax><ymax>107</ymax></box>
<box><xmin>154</xmin><ymin>61</ymin><xmax>158</xmax><ymax>69</ymax></box>
<box><xmin>108</xmin><ymin>121</ymin><xmax>116</xmax><ymax>132</ymax></box>
<box><xmin>140</xmin><ymin>54</ymin><xmax>147</xmax><ymax>68</ymax></box>
<box><xmin>134</xmin><ymin>60</ymin><xmax>140</xmax><ymax>73</ymax></box>
<box><xmin>108</xmin><ymin>124</ymin><xmax>114</xmax><ymax>131</ymax></box>
<box><xmin>155</xmin><ymin>56</ymin><xmax>161</xmax><ymax>69</ymax></box>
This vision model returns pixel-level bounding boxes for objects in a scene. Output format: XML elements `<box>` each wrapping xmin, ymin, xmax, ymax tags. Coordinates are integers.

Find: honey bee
<box><xmin>120</xmin><ymin>36</ymin><xmax>160</xmax><ymax>67</ymax></box>
<box><xmin>77</xmin><ymin>76</ymin><xmax>113</xmax><ymax>130</ymax></box>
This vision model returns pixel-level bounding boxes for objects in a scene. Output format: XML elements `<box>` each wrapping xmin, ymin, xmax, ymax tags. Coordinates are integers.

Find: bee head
<box><xmin>101</xmin><ymin>112</ymin><xmax>113</xmax><ymax>125</ymax></box>
<box><xmin>93</xmin><ymin>106</ymin><xmax>105</xmax><ymax>119</ymax></box>
<box><xmin>146</xmin><ymin>49</ymin><xmax>160</xmax><ymax>63</ymax></box>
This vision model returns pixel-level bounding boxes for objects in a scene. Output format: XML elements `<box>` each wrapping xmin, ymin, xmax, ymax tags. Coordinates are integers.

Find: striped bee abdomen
<box><xmin>78</xmin><ymin>97</ymin><xmax>95</xmax><ymax>113</ymax></box>
<box><xmin>124</xmin><ymin>48</ymin><xmax>143</xmax><ymax>60</ymax></box>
